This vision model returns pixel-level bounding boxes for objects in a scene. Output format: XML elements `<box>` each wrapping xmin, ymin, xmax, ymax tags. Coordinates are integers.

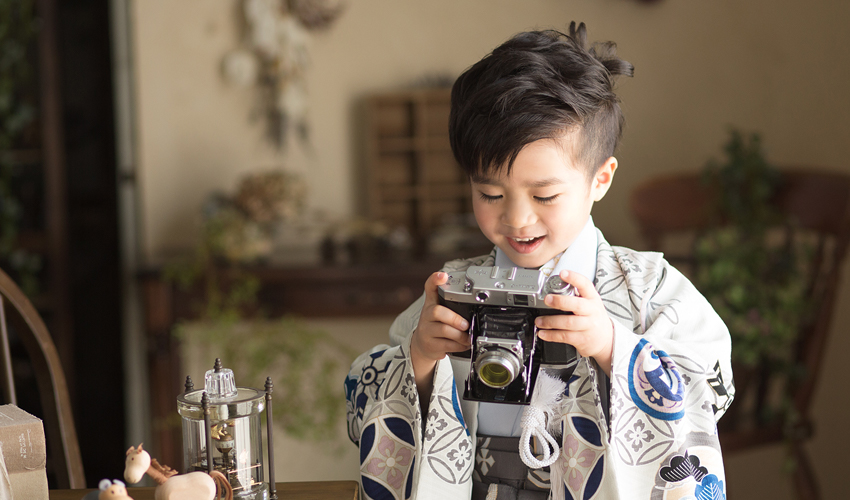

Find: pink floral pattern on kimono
<box><xmin>366</xmin><ymin>436</ymin><xmax>414</xmax><ymax>490</ymax></box>
<box><xmin>561</xmin><ymin>433</ymin><xmax>600</xmax><ymax>492</ymax></box>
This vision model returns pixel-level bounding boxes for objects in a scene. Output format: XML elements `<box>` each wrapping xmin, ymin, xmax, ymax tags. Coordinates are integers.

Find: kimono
<box><xmin>345</xmin><ymin>230</ymin><xmax>735</xmax><ymax>500</ymax></box>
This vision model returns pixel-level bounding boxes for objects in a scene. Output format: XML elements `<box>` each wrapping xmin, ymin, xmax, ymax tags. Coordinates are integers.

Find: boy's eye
<box><xmin>534</xmin><ymin>194</ymin><xmax>560</xmax><ymax>204</ymax></box>
<box><xmin>478</xmin><ymin>192</ymin><xmax>502</xmax><ymax>203</ymax></box>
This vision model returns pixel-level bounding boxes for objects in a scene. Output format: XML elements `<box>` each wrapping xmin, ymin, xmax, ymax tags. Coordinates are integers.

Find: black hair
<box><xmin>449</xmin><ymin>22</ymin><xmax>634</xmax><ymax>179</ymax></box>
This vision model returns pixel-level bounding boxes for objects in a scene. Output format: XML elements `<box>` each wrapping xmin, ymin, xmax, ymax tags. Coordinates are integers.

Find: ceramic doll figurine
<box><xmin>81</xmin><ymin>479</ymin><xmax>134</xmax><ymax>500</ymax></box>
<box><xmin>123</xmin><ymin>444</ymin><xmax>233</xmax><ymax>500</ymax></box>
<box><xmin>98</xmin><ymin>479</ymin><xmax>133</xmax><ymax>500</ymax></box>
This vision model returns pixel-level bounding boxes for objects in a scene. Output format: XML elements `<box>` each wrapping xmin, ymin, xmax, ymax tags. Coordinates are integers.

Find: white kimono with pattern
<box><xmin>345</xmin><ymin>230</ymin><xmax>734</xmax><ymax>500</ymax></box>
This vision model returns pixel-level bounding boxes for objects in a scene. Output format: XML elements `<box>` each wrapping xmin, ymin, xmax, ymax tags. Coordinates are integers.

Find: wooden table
<box><xmin>49</xmin><ymin>480</ymin><xmax>358</xmax><ymax>500</ymax></box>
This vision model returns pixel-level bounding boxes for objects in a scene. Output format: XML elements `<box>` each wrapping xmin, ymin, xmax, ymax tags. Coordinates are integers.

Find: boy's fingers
<box><xmin>434</xmin><ymin>337</ymin><xmax>472</xmax><ymax>354</ymax></box>
<box><xmin>544</xmin><ymin>294</ymin><xmax>588</xmax><ymax>314</ymax></box>
<box><xmin>415</xmin><ymin>321</ymin><xmax>471</xmax><ymax>357</ymax></box>
<box><xmin>423</xmin><ymin>271</ymin><xmax>449</xmax><ymax>304</ymax></box>
<box><xmin>414</xmin><ymin>333</ymin><xmax>469</xmax><ymax>361</ymax></box>
<box><xmin>537</xmin><ymin>329</ymin><xmax>585</xmax><ymax>347</ymax></box>
<box><xmin>432</xmin><ymin>304</ymin><xmax>470</xmax><ymax>332</ymax></box>
<box><xmin>559</xmin><ymin>270</ymin><xmax>599</xmax><ymax>299</ymax></box>
<box><xmin>437</xmin><ymin>323</ymin><xmax>472</xmax><ymax>347</ymax></box>
<box><xmin>536</xmin><ymin>314</ymin><xmax>586</xmax><ymax>332</ymax></box>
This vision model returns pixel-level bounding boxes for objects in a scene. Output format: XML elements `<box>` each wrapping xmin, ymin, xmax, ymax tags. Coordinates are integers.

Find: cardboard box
<box><xmin>0</xmin><ymin>405</ymin><xmax>48</xmax><ymax>500</ymax></box>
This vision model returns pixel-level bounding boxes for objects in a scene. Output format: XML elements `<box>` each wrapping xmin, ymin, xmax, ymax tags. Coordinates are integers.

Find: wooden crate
<box><xmin>364</xmin><ymin>88</ymin><xmax>472</xmax><ymax>245</ymax></box>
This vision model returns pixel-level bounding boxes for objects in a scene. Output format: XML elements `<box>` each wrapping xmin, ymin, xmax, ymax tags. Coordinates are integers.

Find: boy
<box><xmin>346</xmin><ymin>23</ymin><xmax>734</xmax><ymax>500</ymax></box>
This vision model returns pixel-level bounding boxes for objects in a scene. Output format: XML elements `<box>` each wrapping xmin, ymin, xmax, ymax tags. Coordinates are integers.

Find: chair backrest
<box><xmin>630</xmin><ymin>168</ymin><xmax>850</xmax><ymax>435</ymax></box>
<box><xmin>0</xmin><ymin>267</ymin><xmax>85</xmax><ymax>488</ymax></box>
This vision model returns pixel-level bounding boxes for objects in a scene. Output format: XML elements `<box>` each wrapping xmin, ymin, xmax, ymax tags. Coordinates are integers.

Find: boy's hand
<box><xmin>410</xmin><ymin>272</ymin><xmax>471</xmax><ymax>404</ymax></box>
<box><xmin>535</xmin><ymin>270</ymin><xmax>614</xmax><ymax>375</ymax></box>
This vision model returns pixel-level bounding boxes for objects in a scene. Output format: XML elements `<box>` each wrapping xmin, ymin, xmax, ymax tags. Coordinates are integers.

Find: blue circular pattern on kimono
<box><xmin>628</xmin><ymin>339</ymin><xmax>685</xmax><ymax>420</ymax></box>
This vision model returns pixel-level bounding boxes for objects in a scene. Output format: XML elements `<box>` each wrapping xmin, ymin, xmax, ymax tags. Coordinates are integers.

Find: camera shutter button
<box><xmin>545</xmin><ymin>275</ymin><xmax>571</xmax><ymax>295</ymax></box>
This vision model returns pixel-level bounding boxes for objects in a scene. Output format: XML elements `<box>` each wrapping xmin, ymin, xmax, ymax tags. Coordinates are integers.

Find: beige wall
<box><xmin>131</xmin><ymin>0</ymin><xmax>850</xmax><ymax>496</ymax></box>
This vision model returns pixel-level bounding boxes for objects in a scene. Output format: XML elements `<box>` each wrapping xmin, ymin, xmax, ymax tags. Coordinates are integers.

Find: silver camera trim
<box><xmin>438</xmin><ymin>265</ymin><xmax>575</xmax><ymax>310</ymax></box>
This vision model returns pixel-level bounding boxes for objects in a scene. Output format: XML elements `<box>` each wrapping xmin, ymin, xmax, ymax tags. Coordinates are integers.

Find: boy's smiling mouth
<box><xmin>507</xmin><ymin>235</ymin><xmax>545</xmax><ymax>253</ymax></box>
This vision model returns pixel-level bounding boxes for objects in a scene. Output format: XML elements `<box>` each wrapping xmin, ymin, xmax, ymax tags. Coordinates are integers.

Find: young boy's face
<box><xmin>470</xmin><ymin>138</ymin><xmax>616</xmax><ymax>269</ymax></box>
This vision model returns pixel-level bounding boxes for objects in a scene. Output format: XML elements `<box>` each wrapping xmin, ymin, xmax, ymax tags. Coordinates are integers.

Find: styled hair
<box><xmin>449</xmin><ymin>22</ymin><xmax>634</xmax><ymax>179</ymax></box>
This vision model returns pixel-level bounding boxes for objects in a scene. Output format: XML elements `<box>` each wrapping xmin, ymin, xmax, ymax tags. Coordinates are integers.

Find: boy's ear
<box><xmin>591</xmin><ymin>156</ymin><xmax>617</xmax><ymax>202</ymax></box>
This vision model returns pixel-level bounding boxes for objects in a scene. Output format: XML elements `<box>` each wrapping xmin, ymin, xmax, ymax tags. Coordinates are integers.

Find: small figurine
<box><xmin>124</xmin><ymin>444</ymin><xmax>233</xmax><ymax>500</ymax></box>
<box><xmin>98</xmin><ymin>479</ymin><xmax>134</xmax><ymax>500</ymax></box>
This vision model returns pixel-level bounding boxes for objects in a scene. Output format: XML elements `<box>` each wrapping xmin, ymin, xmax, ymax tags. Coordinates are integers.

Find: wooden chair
<box><xmin>630</xmin><ymin>168</ymin><xmax>850</xmax><ymax>500</ymax></box>
<box><xmin>0</xmin><ymin>267</ymin><xmax>85</xmax><ymax>488</ymax></box>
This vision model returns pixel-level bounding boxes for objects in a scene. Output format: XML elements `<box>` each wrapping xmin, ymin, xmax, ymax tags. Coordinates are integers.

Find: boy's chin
<box><xmin>499</xmin><ymin>247</ymin><xmax>553</xmax><ymax>269</ymax></box>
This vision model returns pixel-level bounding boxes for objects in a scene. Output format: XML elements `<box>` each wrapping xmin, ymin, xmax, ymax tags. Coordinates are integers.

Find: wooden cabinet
<box><xmin>364</xmin><ymin>88</ymin><xmax>472</xmax><ymax>246</ymax></box>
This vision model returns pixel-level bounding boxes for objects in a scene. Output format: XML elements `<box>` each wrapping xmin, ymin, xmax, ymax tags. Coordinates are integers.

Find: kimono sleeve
<box><xmin>344</xmin><ymin>295</ymin><xmax>422</xmax><ymax>444</ymax></box>
<box><xmin>343</xmin><ymin>298</ymin><xmax>473</xmax><ymax>499</ymax></box>
<box><xmin>601</xmin><ymin>248</ymin><xmax>735</xmax><ymax>438</ymax></box>
<box><xmin>592</xmin><ymin>248</ymin><xmax>733</xmax><ymax>496</ymax></box>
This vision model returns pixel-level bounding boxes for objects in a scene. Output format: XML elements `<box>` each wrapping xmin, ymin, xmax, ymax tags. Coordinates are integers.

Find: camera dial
<box><xmin>544</xmin><ymin>275</ymin><xmax>574</xmax><ymax>296</ymax></box>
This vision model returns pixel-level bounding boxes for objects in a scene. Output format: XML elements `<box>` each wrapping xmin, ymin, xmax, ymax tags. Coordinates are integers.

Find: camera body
<box><xmin>438</xmin><ymin>265</ymin><xmax>579</xmax><ymax>405</ymax></box>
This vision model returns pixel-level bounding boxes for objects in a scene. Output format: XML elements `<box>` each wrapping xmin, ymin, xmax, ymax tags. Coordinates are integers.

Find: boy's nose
<box><xmin>501</xmin><ymin>199</ymin><xmax>536</xmax><ymax>228</ymax></box>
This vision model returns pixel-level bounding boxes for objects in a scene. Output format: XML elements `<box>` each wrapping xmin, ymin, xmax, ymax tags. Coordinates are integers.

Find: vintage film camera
<box><xmin>438</xmin><ymin>265</ymin><xmax>580</xmax><ymax>404</ymax></box>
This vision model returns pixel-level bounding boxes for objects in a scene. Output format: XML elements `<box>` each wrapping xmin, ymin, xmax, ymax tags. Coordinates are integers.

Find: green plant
<box><xmin>163</xmin><ymin>217</ymin><xmax>263</xmax><ymax>324</ymax></box>
<box><xmin>0</xmin><ymin>0</ymin><xmax>41</xmax><ymax>295</ymax></box>
<box><xmin>694</xmin><ymin>130</ymin><xmax>810</xmax><ymax>371</ymax></box>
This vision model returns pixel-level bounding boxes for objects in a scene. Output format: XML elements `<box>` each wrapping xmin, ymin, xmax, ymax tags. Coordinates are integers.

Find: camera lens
<box><xmin>475</xmin><ymin>350</ymin><xmax>522</xmax><ymax>388</ymax></box>
<box><xmin>480</xmin><ymin>363</ymin><xmax>512</xmax><ymax>387</ymax></box>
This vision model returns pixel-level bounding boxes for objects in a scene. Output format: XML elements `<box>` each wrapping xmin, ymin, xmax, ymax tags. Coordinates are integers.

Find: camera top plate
<box><xmin>438</xmin><ymin>265</ymin><xmax>575</xmax><ymax>310</ymax></box>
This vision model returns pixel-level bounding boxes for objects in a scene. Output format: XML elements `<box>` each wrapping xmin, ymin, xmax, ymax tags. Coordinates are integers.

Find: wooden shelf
<box><xmin>364</xmin><ymin>88</ymin><xmax>471</xmax><ymax>244</ymax></box>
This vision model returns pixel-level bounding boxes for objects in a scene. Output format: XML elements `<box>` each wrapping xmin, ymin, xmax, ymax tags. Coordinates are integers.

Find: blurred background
<box><xmin>1</xmin><ymin>0</ymin><xmax>848</xmax><ymax>497</ymax></box>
